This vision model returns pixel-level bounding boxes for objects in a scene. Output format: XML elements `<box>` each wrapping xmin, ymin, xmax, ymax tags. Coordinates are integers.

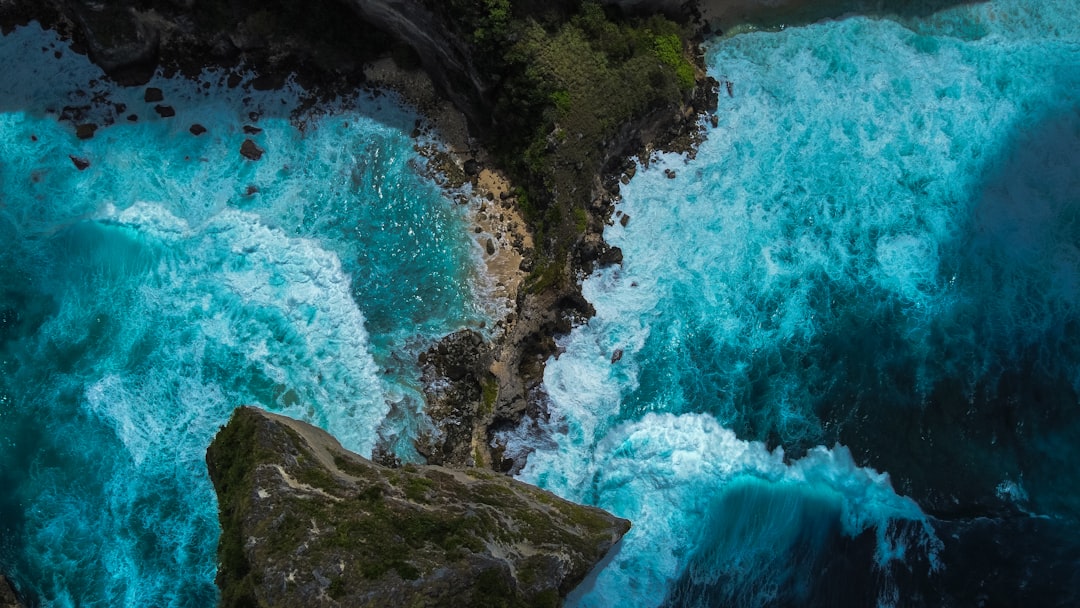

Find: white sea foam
<box><xmin>0</xmin><ymin>24</ymin><xmax>484</xmax><ymax>607</ymax></box>
<box><xmin>514</xmin><ymin>1</ymin><xmax>1079</xmax><ymax>605</ymax></box>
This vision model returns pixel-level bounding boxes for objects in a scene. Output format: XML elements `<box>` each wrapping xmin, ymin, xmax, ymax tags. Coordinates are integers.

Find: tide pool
<box><xmin>0</xmin><ymin>24</ymin><xmax>486</xmax><ymax>606</ymax></box>
<box><xmin>510</xmin><ymin>0</ymin><xmax>1080</xmax><ymax>605</ymax></box>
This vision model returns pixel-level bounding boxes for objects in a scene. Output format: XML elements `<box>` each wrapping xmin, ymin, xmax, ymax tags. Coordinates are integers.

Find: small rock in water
<box><xmin>189</xmin><ymin>124</ymin><xmax>207</xmax><ymax>136</ymax></box>
<box><xmin>620</xmin><ymin>214</ymin><xmax>630</xmax><ymax>227</ymax></box>
<box><xmin>710</xmin><ymin>114</ymin><xmax>720</xmax><ymax>128</ymax></box>
<box><xmin>664</xmin><ymin>169</ymin><xmax>677</xmax><ymax>179</ymax></box>
<box><xmin>243</xmin><ymin>125</ymin><xmax>263</xmax><ymax>135</ymax></box>
<box><xmin>240</xmin><ymin>139</ymin><xmax>264</xmax><ymax>161</ymax></box>
<box><xmin>144</xmin><ymin>87</ymin><xmax>164</xmax><ymax>102</ymax></box>
<box><xmin>245</xmin><ymin>185</ymin><xmax>259</xmax><ymax>196</ymax></box>
<box><xmin>75</xmin><ymin>123</ymin><xmax>97</xmax><ymax>139</ymax></box>
<box><xmin>154</xmin><ymin>105</ymin><xmax>175</xmax><ymax>118</ymax></box>
<box><xmin>127</xmin><ymin>114</ymin><xmax>138</xmax><ymax>122</ymax></box>
<box><xmin>611</xmin><ymin>349</ymin><xmax>623</xmax><ymax>364</ymax></box>
<box><xmin>69</xmin><ymin>155</ymin><xmax>90</xmax><ymax>170</ymax></box>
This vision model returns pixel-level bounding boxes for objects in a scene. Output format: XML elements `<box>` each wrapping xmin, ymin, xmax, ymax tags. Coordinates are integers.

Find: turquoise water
<box><xmin>508</xmin><ymin>0</ymin><xmax>1080</xmax><ymax>605</ymax></box>
<box><xmin>0</xmin><ymin>24</ymin><xmax>485</xmax><ymax>606</ymax></box>
<box><xmin>3</xmin><ymin>0</ymin><xmax>1080</xmax><ymax>604</ymax></box>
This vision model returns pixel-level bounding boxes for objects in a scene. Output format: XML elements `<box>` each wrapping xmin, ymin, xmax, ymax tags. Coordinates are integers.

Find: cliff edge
<box><xmin>206</xmin><ymin>406</ymin><xmax>630</xmax><ymax>607</ymax></box>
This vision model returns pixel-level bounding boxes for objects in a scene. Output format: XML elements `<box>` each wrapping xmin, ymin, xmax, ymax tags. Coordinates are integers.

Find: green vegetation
<box><xmin>208</xmin><ymin>408</ymin><xmax>631</xmax><ymax>607</ymax></box>
<box><xmin>434</xmin><ymin>0</ymin><xmax>700</xmax><ymax>288</ymax></box>
<box><xmin>494</xmin><ymin>3</ymin><xmax>697</xmax><ymax>280</ymax></box>
<box><xmin>205</xmin><ymin>408</ymin><xmax>265</xmax><ymax>608</ymax></box>
<box><xmin>481</xmin><ymin>376</ymin><xmax>499</xmax><ymax>415</ymax></box>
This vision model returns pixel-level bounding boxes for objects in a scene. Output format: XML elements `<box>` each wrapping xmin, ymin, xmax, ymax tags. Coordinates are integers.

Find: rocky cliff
<box><xmin>206</xmin><ymin>406</ymin><xmax>630</xmax><ymax>607</ymax></box>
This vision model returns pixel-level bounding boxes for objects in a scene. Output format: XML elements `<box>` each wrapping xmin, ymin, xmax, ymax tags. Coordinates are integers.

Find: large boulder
<box><xmin>206</xmin><ymin>406</ymin><xmax>630</xmax><ymax>608</ymax></box>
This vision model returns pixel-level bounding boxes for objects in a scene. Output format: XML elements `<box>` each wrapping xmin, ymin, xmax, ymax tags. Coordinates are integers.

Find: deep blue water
<box><xmin>506</xmin><ymin>1</ymin><xmax>1080</xmax><ymax>606</ymax></box>
<box><xmin>2</xmin><ymin>0</ymin><xmax>1080</xmax><ymax>605</ymax></box>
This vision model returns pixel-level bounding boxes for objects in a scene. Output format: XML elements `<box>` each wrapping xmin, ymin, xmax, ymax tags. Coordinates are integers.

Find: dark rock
<box><xmin>485</xmin><ymin>238</ymin><xmax>496</xmax><ymax>255</ymax></box>
<box><xmin>620</xmin><ymin>213</ymin><xmax>630</xmax><ymax>227</ymax></box>
<box><xmin>207</xmin><ymin>407</ymin><xmax>630</xmax><ymax>608</ymax></box>
<box><xmin>75</xmin><ymin>123</ymin><xmax>97</xmax><ymax>139</ymax></box>
<box><xmin>417</xmin><ymin>330</ymin><xmax>493</xmax><ymax>466</ymax></box>
<box><xmin>710</xmin><ymin>114</ymin><xmax>720</xmax><ymax>128</ymax></box>
<box><xmin>143</xmin><ymin>87</ymin><xmax>163</xmax><ymax>102</ymax></box>
<box><xmin>69</xmin><ymin>155</ymin><xmax>90</xmax><ymax>171</ymax></box>
<box><xmin>611</xmin><ymin>349</ymin><xmax>623</xmax><ymax>364</ymax></box>
<box><xmin>126</xmin><ymin>114</ymin><xmax>138</xmax><ymax>122</ymax></box>
<box><xmin>598</xmin><ymin>246</ymin><xmax>624</xmax><ymax>267</ymax></box>
<box><xmin>240</xmin><ymin>139</ymin><xmax>264</xmax><ymax>161</ymax></box>
<box><xmin>664</xmin><ymin>168</ymin><xmax>677</xmax><ymax>179</ymax></box>
<box><xmin>0</xmin><ymin>575</ymin><xmax>23</xmax><ymax>608</ymax></box>
<box><xmin>153</xmin><ymin>104</ymin><xmax>175</xmax><ymax>118</ymax></box>
<box><xmin>189</xmin><ymin>123</ymin><xmax>206</xmax><ymax>135</ymax></box>
<box><xmin>244</xmin><ymin>185</ymin><xmax>259</xmax><ymax>196</ymax></box>
<box><xmin>70</xmin><ymin>4</ymin><xmax>159</xmax><ymax>84</ymax></box>
<box><xmin>242</xmin><ymin>125</ymin><xmax>263</xmax><ymax>135</ymax></box>
<box><xmin>463</xmin><ymin>158</ymin><xmax>480</xmax><ymax>176</ymax></box>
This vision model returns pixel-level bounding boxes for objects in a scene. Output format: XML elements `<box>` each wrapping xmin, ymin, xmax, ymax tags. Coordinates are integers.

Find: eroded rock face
<box><xmin>0</xmin><ymin>576</ymin><xmax>24</xmax><ymax>608</ymax></box>
<box><xmin>206</xmin><ymin>406</ymin><xmax>630</xmax><ymax>608</ymax></box>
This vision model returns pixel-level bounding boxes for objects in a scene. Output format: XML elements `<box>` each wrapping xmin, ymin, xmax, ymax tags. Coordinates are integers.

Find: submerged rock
<box><xmin>206</xmin><ymin>406</ymin><xmax>629</xmax><ymax>608</ymax></box>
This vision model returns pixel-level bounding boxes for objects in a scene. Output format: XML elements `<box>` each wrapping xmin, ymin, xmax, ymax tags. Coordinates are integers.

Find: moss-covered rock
<box><xmin>206</xmin><ymin>406</ymin><xmax>630</xmax><ymax>608</ymax></box>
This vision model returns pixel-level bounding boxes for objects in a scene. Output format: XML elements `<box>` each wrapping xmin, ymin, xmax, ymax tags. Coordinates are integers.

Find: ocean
<box><xmin>2</xmin><ymin>0</ymin><xmax>1079</xmax><ymax>605</ymax></box>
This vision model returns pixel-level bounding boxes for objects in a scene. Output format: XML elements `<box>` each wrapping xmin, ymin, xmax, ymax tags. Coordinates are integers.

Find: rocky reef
<box><xmin>206</xmin><ymin>406</ymin><xmax>630</xmax><ymax>607</ymax></box>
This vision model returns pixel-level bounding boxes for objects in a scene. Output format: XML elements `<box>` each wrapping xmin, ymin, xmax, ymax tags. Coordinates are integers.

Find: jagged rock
<box><xmin>144</xmin><ymin>87</ymin><xmax>164</xmax><ymax>102</ymax></box>
<box><xmin>154</xmin><ymin>104</ymin><xmax>175</xmax><ymax>118</ymax></box>
<box><xmin>240</xmin><ymin>139</ymin><xmax>264</xmax><ymax>161</ymax></box>
<box><xmin>69</xmin><ymin>155</ymin><xmax>90</xmax><ymax>170</ymax></box>
<box><xmin>598</xmin><ymin>246</ymin><xmax>624</xmax><ymax>267</ymax></box>
<box><xmin>75</xmin><ymin>123</ymin><xmax>97</xmax><ymax>139</ymax></box>
<box><xmin>0</xmin><ymin>576</ymin><xmax>24</xmax><ymax>608</ymax></box>
<box><xmin>417</xmin><ymin>329</ymin><xmax>492</xmax><ymax>466</ymax></box>
<box><xmin>207</xmin><ymin>406</ymin><xmax>629</xmax><ymax>608</ymax></box>
<box><xmin>189</xmin><ymin>123</ymin><xmax>206</xmax><ymax>135</ymax></box>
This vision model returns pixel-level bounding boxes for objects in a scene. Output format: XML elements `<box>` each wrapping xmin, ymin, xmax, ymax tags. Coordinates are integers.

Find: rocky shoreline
<box><xmin>0</xmin><ymin>1</ymin><xmax>712</xmax><ymax>602</ymax></box>
<box><xmin>0</xmin><ymin>0</ymin><xmax>717</xmax><ymax>474</ymax></box>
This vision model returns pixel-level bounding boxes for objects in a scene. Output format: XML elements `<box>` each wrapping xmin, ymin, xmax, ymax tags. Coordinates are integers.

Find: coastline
<box><xmin>0</xmin><ymin>0</ymin><xmax>718</xmax><ymax>474</ymax></box>
<box><xmin>363</xmin><ymin>56</ymin><xmax>532</xmax><ymax>320</ymax></box>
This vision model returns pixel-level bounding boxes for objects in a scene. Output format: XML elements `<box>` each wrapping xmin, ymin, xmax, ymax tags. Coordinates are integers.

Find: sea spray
<box><xmin>509</xmin><ymin>0</ymin><xmax>1080</xmax><ymax>604</ymax></box>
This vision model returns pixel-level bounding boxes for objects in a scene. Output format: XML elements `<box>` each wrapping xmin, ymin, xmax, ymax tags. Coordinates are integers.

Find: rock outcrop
<box><xmin>0</xmin><ymin>576</ymin><xmax>24</xmax><ymax>608</ymax></box>
<box><xmin>206</xmin><ymin>406</ymin><xmax>630</xmax><ymax>608</ymax></box>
